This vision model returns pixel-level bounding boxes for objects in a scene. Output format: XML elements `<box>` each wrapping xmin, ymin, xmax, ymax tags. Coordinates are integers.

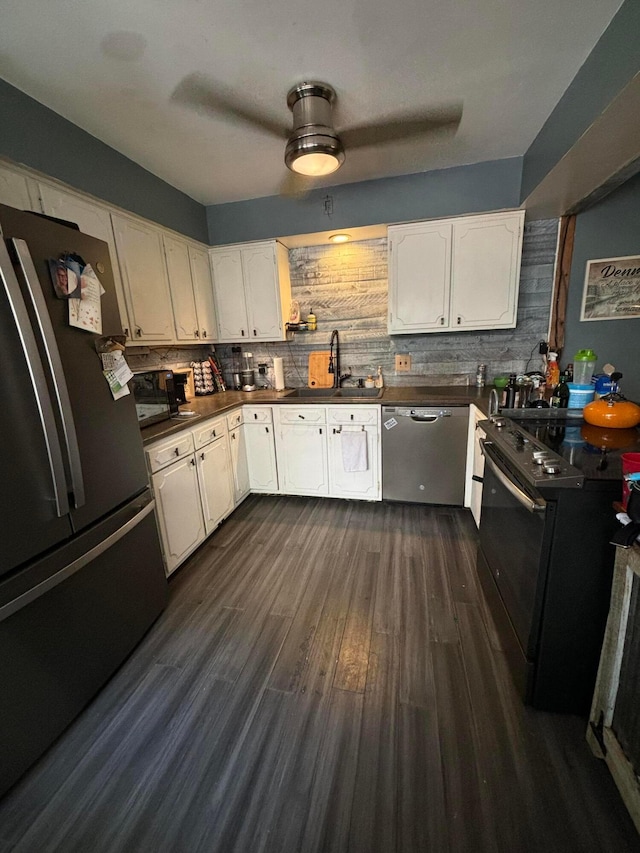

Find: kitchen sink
<box><xmin>286</xmin><ymin>388</ymin><xmax>338</xmax><ymax>397</ymax></box>
<box><xmin>333</xmin><ymin>388</ymin><xmax>383</xmax><ymax>397</ymax></box>
<box><xmin>286</xmin><ymin>387</ymin><xmax>383</xmax><ymax>399</ymax></box>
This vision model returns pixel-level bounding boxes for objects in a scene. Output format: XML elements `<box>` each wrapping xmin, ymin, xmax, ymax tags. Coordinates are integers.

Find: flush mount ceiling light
<box><xmin>284</xmin><ymin>83</ymin><xmax>345</xmax><ymax>176</ymax></box>
<box><xmin>328</xmin><ymin>233</ymin><xmax>350</xmax><ymax>243</ymax></box>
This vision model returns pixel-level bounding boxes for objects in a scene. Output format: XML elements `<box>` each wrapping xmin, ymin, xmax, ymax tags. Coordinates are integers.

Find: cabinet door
<box><xmin>242</xmin><ymin>243</ymin><xmax>283</xmax><ymax>340</ymax></box>
<box><xmin>210</xmin><ymin>248</ymin><xmax>248</xmax><ymax>341</ymax></box>
<box><xmin>39</xmin><ymin>184</ymin><xmax>132</xmax><ymax>339</ymax></box>
<box><xmin>229</xmin><ymin>425</ymin><xmax>250</xmax><ymax>504</ymax></box>
<box><xmin>196</xmin><ymin>437</ymin><xmax>234</xmax><ymax>534</ymax></box>
<box><xmin>464</xmin><ymin>404</ymin><xmax>486</xmax><ymax>528</ymax></box>
<box><xmin>327</xmin><ymin>425</ymin><xmax>380</xmax><ymax>500</ymax></box>
<box><xmin>152</xmin><ymin>456</ymin><xmax>204</xmax><ymax>575</ymax></box>
<box><xmin>0</xmin><ymin>164</ymin><xmax>40</xmax><ymax>211</ymax></box>
<box><xmin>388</xmin><ymin>222</ymin><xmax>451</xmax><ymax>333</ymax></box>
<box><xmin>245</xmin><ymin>423</ymin><xmax>278</xmax><ymax>492</ymax></box>
<box><xmin>189</xmin><ymin>245</ymin><xmax>217</xmax><ymax>342</ymax></box>
<box><xmin>450</xmin><ymin>212</ymin><xmax>523</xmax><ymax>330</ymax></box>
<box><xmin>277</xmin><ymin>424</ymin><xmax>328</xmax><ymax>496</ymax></box>
<box><xmin>164</xmin><ymin>234</ymin><xmax>199</xmax><ymax>342</ymax></box>
<box><xmin>112</xmin><ymin>214</ymin><xmax>175</xmax><ymax>342</ymax></box>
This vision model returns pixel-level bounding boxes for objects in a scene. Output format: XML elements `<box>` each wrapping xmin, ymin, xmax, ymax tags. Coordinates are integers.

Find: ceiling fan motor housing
<box><xmin>285</xmin><ymin>82</ymin><xmax>345</xmax><ymax>172</ymax></box>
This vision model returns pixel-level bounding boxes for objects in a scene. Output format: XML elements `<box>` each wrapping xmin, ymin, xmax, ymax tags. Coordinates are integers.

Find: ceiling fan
<box><xmin>172</xmin><ymin>74</ymin><xmax>462</xmax><ymax>193</ymax></box>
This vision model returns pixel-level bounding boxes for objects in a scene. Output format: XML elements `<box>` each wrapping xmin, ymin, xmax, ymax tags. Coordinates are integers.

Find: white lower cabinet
<box><xmin>147</xmin><ymin>417</ymin><xmax>235</xmax><ymax>575</ymax></box>
<box><xmin>275</xmin><ymin>409</ymin><xmax>329</xmax><ymax>496</ymax></box>
<box><xmin>244</xmin><ymin>407</ymin><xmax>279</xmax><ymax>492</ymax></box>
<box><xmin>152</xmin><ymin>454</ymin><xmax>204</xmax><ymax>576</ymax></box>
<box><xmin>196</xmin><ymin>435</ymin><xmax>234</xmax><ymax>534</ymax></box>
<box><xmin>229</xmin><ymin>424</ymin><xmax>250</xmax><ymax>504</ymax></box>
<box><xmin>327</xmin><ymin>407</ymin><xmax>381</xmax><ymax>500</ymax></box>
<box><xmin>464</xmin><ymin>404</ymin><xmax>486</xmax><ymax>528</ymax></box>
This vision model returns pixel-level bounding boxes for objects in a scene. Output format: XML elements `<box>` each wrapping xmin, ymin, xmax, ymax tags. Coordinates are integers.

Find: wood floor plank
<box><xmin>348</xmin><ymin>630</ymin><xmax>398</xmax><ymax>853</ymax></box>
<box><xmin>334</xmin><ymin>552</ymin><xmax>378</xmax><ymax>693</ymax></box>
<box><xmin>1</xmin><ymin>496</ymin><xmax>638</xmax><ymax>852</ymax></box>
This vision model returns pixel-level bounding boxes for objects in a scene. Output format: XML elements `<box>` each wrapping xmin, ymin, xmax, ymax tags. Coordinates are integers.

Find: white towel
<box><xmin>341</xmin><ymin>430</ymin><xmax>368</xmax><ymax>473</ymax></box>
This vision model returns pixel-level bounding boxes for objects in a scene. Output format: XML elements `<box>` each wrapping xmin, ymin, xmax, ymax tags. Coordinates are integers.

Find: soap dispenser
<box><xmin>375</xmin><ymin>366</ymin><xmax>384</xmax><ymax>388</ymax></box>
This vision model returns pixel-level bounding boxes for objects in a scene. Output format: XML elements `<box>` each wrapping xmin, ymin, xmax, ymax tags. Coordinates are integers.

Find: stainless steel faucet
<box><xmin>488</xmin><ymin>388</ymin><xmax>500</xmax><ymax>416</ymax></box>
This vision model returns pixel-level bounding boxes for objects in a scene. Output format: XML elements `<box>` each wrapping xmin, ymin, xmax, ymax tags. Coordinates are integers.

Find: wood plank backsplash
<box><xmin>127</xmin><ymin>219</ymin><xmax>558</xmax><ymax>389</ymax></box>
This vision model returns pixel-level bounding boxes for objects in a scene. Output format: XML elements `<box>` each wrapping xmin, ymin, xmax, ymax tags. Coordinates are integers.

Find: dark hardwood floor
<box><xmin>1</xmin><ymin>496</ymin><xmax>638</xmax><ymax>852</ymax></box>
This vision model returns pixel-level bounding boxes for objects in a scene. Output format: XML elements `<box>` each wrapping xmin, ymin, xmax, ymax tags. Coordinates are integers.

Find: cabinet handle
<box><xmin>174</xmin><ymin>448</ymin><xmax>180</xmax><ymax>456</ymax></box>
<box><xmin>254</xmin><ymin>413</ymin><xmax>258</xmax><ymax>420</ymax></box>
<box><xmin>253</xmin><ymin>329</ymin><xmax>257</xmax><ymax>336</ymax></box>
<box><xmin>200</xmin><ymin>453</ymin><xmax>205</xmax><ymax>461</ymax></box>
<box><xmin>231</xmin><ymin>433</ymin><xmax>236</xmax><ymax>440</ymax></box>
<box><xmin>241</xmin><ymin>329</ymin><xmax>245</xmax><ymax>337</ymax></box>
<box><xmin>319</xmin><ymin>428</ymin><xmax>322</xmax><ymax>435</ymax></box>
<box><xmin>136</xmin><ymin>327</ymin><xmax>142</xmax><ymax>337</ymax></box>
<box><xmin>190</xmin><ymin>458</ymin><xmax>196</xmax><ymax>466</ymax></box>
<box><xmin>457</xmin><ymin>316</ymin><xmax>461</xmax><ymax>325</ymax></box>
<box><xmin>202</xmin><ymin>329</ymin><xmax>207</xmax><ymax>338</ymax></box>
<box><xmin>194</xmin><ymin>329</ymin><xmax>200</xmax><ymax>338</ymax></box>
<box><xmin>440</xmin><ymin>317</ymin><xmax>445</xmax><ymax>325</ymax></box>
<box><xmin>212</xmin><ymin>429</ymin><xmax>217</xmax><ymax>437</ymax></box>
<box><xmin>298</xmin><ymin>414</ymin><xmax>305</xmax><ymax>419</ymax></box>
<box><xmin>123</xmin><ymin>327</ymin><xmax>129</xmax><ymax>337</ymax></box>
<box><xmin>350</xmin><ymin>414</ymin><xmax>354</xmax><ymax>421</ymax></box>
<box><xmin>265</xmin><ymin>426</ymin><xmax>269</xmax><ymax>434</ymax></box>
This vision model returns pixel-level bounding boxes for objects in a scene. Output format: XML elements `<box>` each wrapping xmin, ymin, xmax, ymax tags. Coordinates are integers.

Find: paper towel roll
<box><xmin>273</xmin><ymin>356</ymin><xmax>285</xmax><ymax>391</ymax></box>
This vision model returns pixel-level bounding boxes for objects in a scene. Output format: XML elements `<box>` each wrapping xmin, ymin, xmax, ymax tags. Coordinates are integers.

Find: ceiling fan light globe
<box><xmin>285</xmin><ymin>134</ymin><xmax>345</xmax><ymax>176</ymax></box>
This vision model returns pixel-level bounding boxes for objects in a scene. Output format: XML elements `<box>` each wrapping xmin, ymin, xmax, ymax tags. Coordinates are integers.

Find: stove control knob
<box><xmin>533</xmin><ymin>455</ymin><xmax>548</xmax><ymax>465</ymax></box>
<box><xmin>543</xmin><ymin>463</ymin><xmax>561</xmax><ymax>475</ymax></box>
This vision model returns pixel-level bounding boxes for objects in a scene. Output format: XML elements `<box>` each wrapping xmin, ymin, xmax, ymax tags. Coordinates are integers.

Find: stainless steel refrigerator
<box><xmin>0</xmin><ymin>202</ymin><xmax>167</xmax><ymax>797</ymax></box>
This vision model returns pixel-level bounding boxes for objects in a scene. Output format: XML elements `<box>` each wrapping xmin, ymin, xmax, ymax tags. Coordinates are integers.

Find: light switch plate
<box><xmin>395</xmin><ymin>354</ymin><xmax>411</xmax><ymax>372</ymax></box>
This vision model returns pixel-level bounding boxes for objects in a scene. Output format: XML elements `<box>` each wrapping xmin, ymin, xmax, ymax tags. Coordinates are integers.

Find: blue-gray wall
<box><xmin>563</xmin><ymin>171</ymin><xmax>640</xmax><ymax>402</ymax></box>
<box><xmin>206</xmin><ymin>157</ymin><xmax>523</xmax><ymax>245</ymax></box>
<box><xmin>521</xmin><ymin>0</ymin><xmax>640</xmax><ymax>202</ymax></box>
<box><xmin>0</xmin><ymin>78</ymin><xmax>208</xmax><ymax>242</ymax></box>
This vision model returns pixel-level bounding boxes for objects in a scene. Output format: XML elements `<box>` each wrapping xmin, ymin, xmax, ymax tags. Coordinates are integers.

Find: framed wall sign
<box><xmin>581</xmin><ymin>255</ymin><xmax>640</xmax><ymax>321</ymax></box>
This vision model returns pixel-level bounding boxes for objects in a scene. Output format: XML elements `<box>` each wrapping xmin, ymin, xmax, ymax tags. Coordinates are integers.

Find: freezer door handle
<box><xmin>13</xmin><ymin>238</ymin><xmax>85</xmax><ymax>509</ymax></box>
<box><xmin>0</xmin><ymin>499</ymin><xmax>156</xmax><ymax>624</ymax></box>
<box><xmin>0</xmin><ymin>239</ymin><xmax>69</xmax><ymax>517</ymax></box>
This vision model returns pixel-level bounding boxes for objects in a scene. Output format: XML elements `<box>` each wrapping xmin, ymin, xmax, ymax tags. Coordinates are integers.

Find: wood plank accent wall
<box><xmin>216</xmin><ymin>219</ymin><xmax>559</xmax><ymax>388</ymax></box>
<box><xmin>548</xmin><ymin>214</ymin><xmax>576</xmax><ymax>356</ymax></box>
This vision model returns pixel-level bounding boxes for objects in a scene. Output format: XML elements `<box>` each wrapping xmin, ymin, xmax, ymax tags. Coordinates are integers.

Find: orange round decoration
<box><xmin>583</xmin><ymin>397</ymin><xmax>640</xmax><ymax>429</ymax></box>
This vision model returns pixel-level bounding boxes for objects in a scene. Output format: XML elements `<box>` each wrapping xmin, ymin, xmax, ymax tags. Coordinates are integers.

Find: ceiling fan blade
<box><xmin>171</xmin><ymin>74</ymin><xmax>288</xmax><ymax>139</ymax></box>
<box><xmin>278</xmin><ymin>170</ymin><xmax>315</xmax><ymax>199</ymax></box>
<box><xmin>340</xmin><ymin>103</ymin><xmax>463</xmax><ymax>150</ymax></box>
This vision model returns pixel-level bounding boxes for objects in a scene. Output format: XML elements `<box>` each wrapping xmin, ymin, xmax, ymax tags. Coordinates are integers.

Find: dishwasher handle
<box><xmin>395</xmin><ymin>408</ymin><xmax>454</xmax><ymax>421</ymax></box>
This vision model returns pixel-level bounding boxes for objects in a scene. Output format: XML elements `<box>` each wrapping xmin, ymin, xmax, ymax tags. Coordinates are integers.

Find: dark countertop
<box><xmin>141</xmin><ymin>385</ymin><xmax>492</xmax><ymax>446</ymax></box>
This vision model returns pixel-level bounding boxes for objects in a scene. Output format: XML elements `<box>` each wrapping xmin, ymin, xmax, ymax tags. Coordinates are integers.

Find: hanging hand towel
<box><xmin>341</xmin><ymin>430</ymin><xmax>368</xmax><ymax>473</ymax></box>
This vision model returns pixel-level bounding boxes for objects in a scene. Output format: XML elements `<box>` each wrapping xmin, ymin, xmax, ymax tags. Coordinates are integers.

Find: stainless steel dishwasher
<box><xmin>381</xmin><ymin>406</ymin><xmax>468</xmax><ymax>504</ymax></box>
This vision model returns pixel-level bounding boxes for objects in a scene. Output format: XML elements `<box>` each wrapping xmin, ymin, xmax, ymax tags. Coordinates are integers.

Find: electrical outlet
<box><xmin>539</xmin><ymin>341</ymin><xmax>549</xmax><ymax>355</ymax></box>
<box><xmin>395</xmin><ymin>354</ymin><xmax>411</xmax><ymax>372</ymax></box>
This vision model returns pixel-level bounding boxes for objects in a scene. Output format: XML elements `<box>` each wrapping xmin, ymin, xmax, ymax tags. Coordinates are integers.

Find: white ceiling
<box><xmin>0</xmin><ymin>0</ymin><xmax>623</xmax><ymax>206</ymax></box>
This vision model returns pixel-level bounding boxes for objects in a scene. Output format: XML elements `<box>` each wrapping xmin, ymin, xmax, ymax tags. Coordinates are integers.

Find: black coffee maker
<box><xmin>173</xmin><ymin>372</ymin><xmax>190</xmax><ymax>405</ymax></box>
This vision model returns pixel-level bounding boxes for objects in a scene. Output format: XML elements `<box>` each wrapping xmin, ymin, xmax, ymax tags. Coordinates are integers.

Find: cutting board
<box><xmin>308</xmin><ymin>351</ymin><xmax>333</xmax><ymax>387</ymax></box>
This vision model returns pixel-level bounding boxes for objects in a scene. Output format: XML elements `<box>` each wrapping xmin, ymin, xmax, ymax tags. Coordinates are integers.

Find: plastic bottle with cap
<box><xmin>573</xmin><ymin>349</ymin><xmax>597</xmax><ymax>386</ymax></box>
<box><xmin>545</xmin><ymin>352</ymin><xmax>560</xmax><ymax>389</ymax></box>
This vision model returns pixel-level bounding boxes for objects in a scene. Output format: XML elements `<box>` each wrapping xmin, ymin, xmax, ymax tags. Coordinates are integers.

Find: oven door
<box><xmin>478</xmin><ymin>440</ymin><xmax>556</xmax><ymax>670</ymax></box>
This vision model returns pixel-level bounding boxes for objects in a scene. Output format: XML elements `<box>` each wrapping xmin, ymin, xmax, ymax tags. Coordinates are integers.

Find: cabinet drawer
<box><xmin>147</xmin><ymin>433</ymin><xmax>194</xmax><ymax>473</ymax></box>
<box><xmin>243</xmin><ymin>406</ymin><xmax>272</xmax><ymax>424</ymax></box>
<box><xmin>226</xmin><ymin>408</ymin><xmax>244</xmax><ymax>429</ymax></box>
<box><xmin>192</xmin><ymin>416</ymin><xmax>227</xmax><ymax>449</ymax></box>
<box><xmin>278</xmin><ymin>406</ymin><xmax>326</xmax><ymax>425</ymax></box>
<box><xmin>327</xmin><ymin>406</ymin><xmax>380</xmax><ymax>426</ymax></box>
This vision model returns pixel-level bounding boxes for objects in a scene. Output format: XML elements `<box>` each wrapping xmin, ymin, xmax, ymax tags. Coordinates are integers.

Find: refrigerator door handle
<box><xmin>0</xmin><ymin>499</ymin><xmax>157</xmax><ymax>624</ymax></box>
<box><xmin>0</xmin><ymin>239</ymin><xmax>70</xmax><ymax>517</ymax></box>
<box><xmin>12</xmin><ymin>238</ymin><xmax>86</xmax><ymax>509</ymax></box>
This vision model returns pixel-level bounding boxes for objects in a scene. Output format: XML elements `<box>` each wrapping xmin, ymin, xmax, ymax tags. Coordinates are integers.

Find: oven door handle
<box><xmin>481</xmin><ymin>439</ymin><xmax>546</xmax><ymax>513</ymax></box>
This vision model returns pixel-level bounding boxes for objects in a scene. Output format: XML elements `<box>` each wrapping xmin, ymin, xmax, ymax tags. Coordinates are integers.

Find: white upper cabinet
<box><xmin>388</xmin><ymin>210</ymin><xmax>524</xmax><ymax>334</ymax></box>
<box><xmin>388</xmin><ymin>220</ymin><xmax>452</xmax><ymax>333</ymax></box>
<box><xmin>112</xmin><ymin>213</ymin><xmax>175</xmax><ymax>343</ymax></box>
<box><xmin>210</xmin><ymin>241</ymin><xmax>291</xmax><ymax>343</ymax></box>
<box><xmin>163</xmin><ymin>234</ymin><xmax>199</xmax><ymax>342</ymax></box>
<box><xmin>189</xmin><ymin>245</ymin><xmax>217</xmax><ymax>343</ymax></box>
<box><xmin>38</xmin><ymin>184</ymin><xmax>132</xmax><ymax>339</ymax></box>
<box><xmin>450</xmin><ymin>212</ymin><xmax>523</xmax><ymax>330</ymax></box>
<box><xmin>0</xmin><ymin>162</ymin><xmax>40</xmax><ymax>211</ymax></box>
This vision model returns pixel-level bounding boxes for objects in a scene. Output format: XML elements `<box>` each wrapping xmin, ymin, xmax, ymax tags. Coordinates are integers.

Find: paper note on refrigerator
<box><xmin>69</xmin><ymin>264</ymin><xmax>104</xmax><ymax>333</ymax></box>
